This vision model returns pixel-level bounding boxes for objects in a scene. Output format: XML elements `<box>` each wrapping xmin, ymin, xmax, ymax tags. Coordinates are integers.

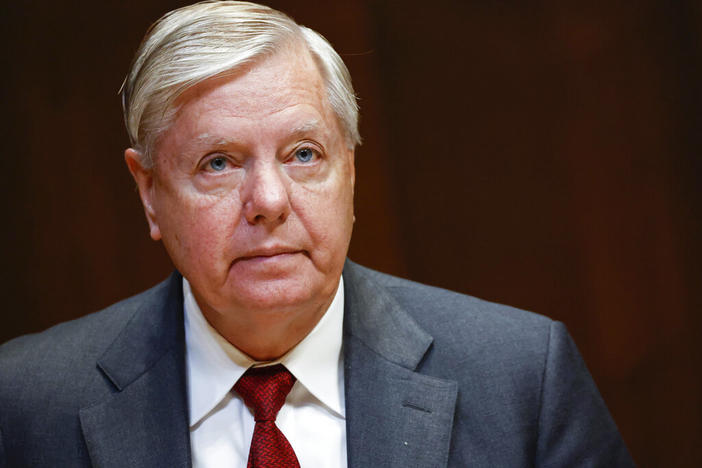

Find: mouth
<box><xmin>233</xmin><ymin>248</ymin><xmax>306</xmax><ymax>264</ymax></box>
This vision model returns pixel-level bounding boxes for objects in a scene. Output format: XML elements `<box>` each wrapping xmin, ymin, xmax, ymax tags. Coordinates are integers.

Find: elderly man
<box><xmin>0</xmin><ymin>1</ymin><xmax>634</xmax><ymax>467</ymax></box>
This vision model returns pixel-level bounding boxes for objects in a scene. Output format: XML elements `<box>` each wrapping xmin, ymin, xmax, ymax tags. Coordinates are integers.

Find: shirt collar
<box><xmin>184</xmin><ymin>276</ymin><xmax>345</xmax><ymax>427</ymax></box>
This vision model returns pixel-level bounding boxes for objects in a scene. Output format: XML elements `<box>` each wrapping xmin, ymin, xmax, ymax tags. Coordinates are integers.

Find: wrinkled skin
<box><xmin>126</xmin><ymin>44</ymin><xmax>355</xmax><ymax>359</ymax></box>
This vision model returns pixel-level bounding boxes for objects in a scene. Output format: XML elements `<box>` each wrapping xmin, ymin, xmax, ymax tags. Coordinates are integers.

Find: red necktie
<box><xmin>234</xmin><ymin>364</ymin><xmax>301</xmax><ymax>468</ymax></box>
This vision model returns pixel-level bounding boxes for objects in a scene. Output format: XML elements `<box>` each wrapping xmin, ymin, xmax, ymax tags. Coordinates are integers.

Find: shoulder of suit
<box><xmin>0</xmin><ymin>275</ymin><xmax>174</xmax><ymax>384</ymax></box>
<box><xmin>345</xmin><ymin>260</ymin><xmax>556</xmax><ymax>360</ymax></box>
<box><xmin>346</xmin><ymin>260</ymin><xmax>552</xmax><ymax>324</ymax></box>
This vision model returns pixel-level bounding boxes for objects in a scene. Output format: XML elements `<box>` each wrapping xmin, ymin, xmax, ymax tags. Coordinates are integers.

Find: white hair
<box><xmin>120</xmin><ymin>0</ymin><xmax>361</xmax><ymax>167</ymax></box>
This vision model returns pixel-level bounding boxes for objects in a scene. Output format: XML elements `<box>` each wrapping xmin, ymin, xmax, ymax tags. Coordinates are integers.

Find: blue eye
<box><xmin>209</xmin><ymin>157</ymin><xmax>227</xmax><ymax>171</ymax></box>
<box><xmin>295</xmin><ymin>147</ymin><xmax>315</xmax><ymax>163</ymax></box>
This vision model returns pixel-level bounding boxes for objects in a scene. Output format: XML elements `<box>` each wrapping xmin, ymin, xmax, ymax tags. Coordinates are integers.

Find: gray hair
<box><xmin>120</xmin><ymin>0</ymin><xmax>360</xmax><ymax>167</ymax></box>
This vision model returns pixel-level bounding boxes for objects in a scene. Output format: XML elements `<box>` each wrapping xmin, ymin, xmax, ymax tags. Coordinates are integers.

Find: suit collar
<box><xmin>78</xmin><ymin>262</ymin><xmax>458</xmax><ymax>467</ymax></box>
<box><xmin>342</xmin><ymin>260</ymin><xmax>433</xmax><ymax>370</ymax></box>
<box><xmin>79</xmin><ymin>272</ymin><xmax>191</xmax><ymax>468</ymax></box>
<box><xmin>342</xmin><ymin>260</ymin><xmax>458</xmax><ymax>468</ymax></box>
<box><xmin>96</xmin><ymin>272</ymin><xmax>184</xmax><ymax>390</ymax></box>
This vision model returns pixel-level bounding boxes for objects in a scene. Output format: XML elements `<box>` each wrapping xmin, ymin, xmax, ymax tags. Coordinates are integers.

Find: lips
<box><xmin>233</xmin><ymin>247</ymin><xmax>305</xmax><ymax>264</ymax></box>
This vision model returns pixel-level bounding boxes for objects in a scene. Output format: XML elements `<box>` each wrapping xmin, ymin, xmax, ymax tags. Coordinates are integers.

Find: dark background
<box><xmin>2</xmin><ymin>1</ymin><xmax>701</xmax><ymax>466</ymax></box>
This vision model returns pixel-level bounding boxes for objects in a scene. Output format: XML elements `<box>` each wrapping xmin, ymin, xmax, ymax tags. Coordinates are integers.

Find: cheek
<box><xmin>292</xmin><ymin>173</ymin><xmax>354</xmax><ymax>253</ymax></box>
<box><xmin>155</xmin><ymin>187</ymin><xmax>241</xmax><ymax>265</ymax></box>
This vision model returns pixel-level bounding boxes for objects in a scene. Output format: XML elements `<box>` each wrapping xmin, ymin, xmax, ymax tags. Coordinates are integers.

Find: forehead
<box><xmin>167</xmin><ymin>45</ymin><xmax>335</xmax><ymax>139</ymax></box>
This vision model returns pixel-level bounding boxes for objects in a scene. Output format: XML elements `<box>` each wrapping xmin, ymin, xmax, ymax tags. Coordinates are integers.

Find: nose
<box><xmin>241</xmin><ymin>160</ymin><xmax>291</xmax><ymax>226</ymax></box>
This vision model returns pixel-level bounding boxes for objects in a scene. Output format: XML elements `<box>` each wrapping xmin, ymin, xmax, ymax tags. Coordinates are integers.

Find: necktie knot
<box><xmin>234</xmin><ymin>364</ymin><xmax>296</xmax><ymax>422</ymax></box>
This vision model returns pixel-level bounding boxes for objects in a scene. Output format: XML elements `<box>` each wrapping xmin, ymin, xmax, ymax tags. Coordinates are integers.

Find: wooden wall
<box><xmin>2</xmin><ymin>1</ymin><xmax>700</xmax><ymax>465</ymax></box>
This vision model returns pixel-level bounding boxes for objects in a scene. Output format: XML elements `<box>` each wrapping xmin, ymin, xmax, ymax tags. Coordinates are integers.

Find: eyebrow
<box><xmin>289</xmin><ymin>120</ymin><xmax>320</xmax><ymax>137</ymax></box>
<box><xmin>193</xmin><ymin>133</ymin><xmax>232</xmax><ymax>146</ymax></box>
<box><xmin>190</xmin><ymin>120</ymin><xmax>322</xmax><ymax>148</ymax></box>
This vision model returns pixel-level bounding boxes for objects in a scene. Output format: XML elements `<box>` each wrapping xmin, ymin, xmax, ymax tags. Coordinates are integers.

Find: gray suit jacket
<box><xmin>0</xmin><ymin>260</ymin><xmax>634</xmax><ymax>467</ymax></box>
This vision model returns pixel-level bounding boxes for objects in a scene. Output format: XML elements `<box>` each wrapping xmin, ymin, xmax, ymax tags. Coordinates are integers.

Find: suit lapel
<box><xmin>343</xmin><ymin>261</ymin><xmax>458</xmax><ymax>468</ymax></box>
<box><xmin>79</xmin><ymin>273</ymin><xmax>191</xmax><ymax>468</ymax></box>
<box><xmin>78</xmin><ymin>264</ymin><xmax>457</xmax><ymax>467</ymax></box>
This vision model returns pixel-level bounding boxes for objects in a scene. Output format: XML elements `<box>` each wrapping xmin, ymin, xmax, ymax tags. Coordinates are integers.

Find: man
<box><xmin>0</xmin><ymin>1</ymin><xmax>634</xmax><ymax>467</ymax></box>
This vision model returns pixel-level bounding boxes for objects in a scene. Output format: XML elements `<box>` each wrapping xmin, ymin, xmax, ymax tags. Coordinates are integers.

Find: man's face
<box><xmin>128</xmin><ymin>44</ymin><xmax>355</xmax><ymax>328</ymax></box>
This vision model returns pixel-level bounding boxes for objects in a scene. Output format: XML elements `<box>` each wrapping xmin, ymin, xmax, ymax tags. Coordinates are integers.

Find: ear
<box><xmin>124</xmin><ymin>148</ymin><xmax>162</xmax><ymax>241</ymax></box>
<box><xmin>347</xmin><ymin>148</ymin><xmax>356</xmax><ymax>223</ymax></box>
<box><xmin>347</xmin><ymin>147</ymin><xmax>356</xmax><ymax>193</ymax></box>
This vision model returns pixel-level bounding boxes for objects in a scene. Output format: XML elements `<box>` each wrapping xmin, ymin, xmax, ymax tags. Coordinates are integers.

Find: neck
<box><xmin>194</xmin><ymin>291</ymin><xmax>336</xmax><ymax>361</ymax></box>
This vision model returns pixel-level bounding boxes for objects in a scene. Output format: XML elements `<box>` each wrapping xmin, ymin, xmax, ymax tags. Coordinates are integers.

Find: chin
<box><xmin>227</xmin><ymin>277</ymin><xmax>329</xmax><ymax>313</ymax></box>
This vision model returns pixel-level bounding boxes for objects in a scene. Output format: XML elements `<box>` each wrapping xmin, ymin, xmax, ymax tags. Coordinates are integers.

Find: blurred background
<box><xmin>1</xmin><ymin>1</ymin><xmax>700</xmax><ymax>465</ymax></box>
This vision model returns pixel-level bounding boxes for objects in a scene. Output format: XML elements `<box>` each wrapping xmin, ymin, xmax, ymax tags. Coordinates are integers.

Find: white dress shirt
<box><xmin>184</xmin><ymin>277</ymin><xmax>347</xmax><ymax>468</ymax></box>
